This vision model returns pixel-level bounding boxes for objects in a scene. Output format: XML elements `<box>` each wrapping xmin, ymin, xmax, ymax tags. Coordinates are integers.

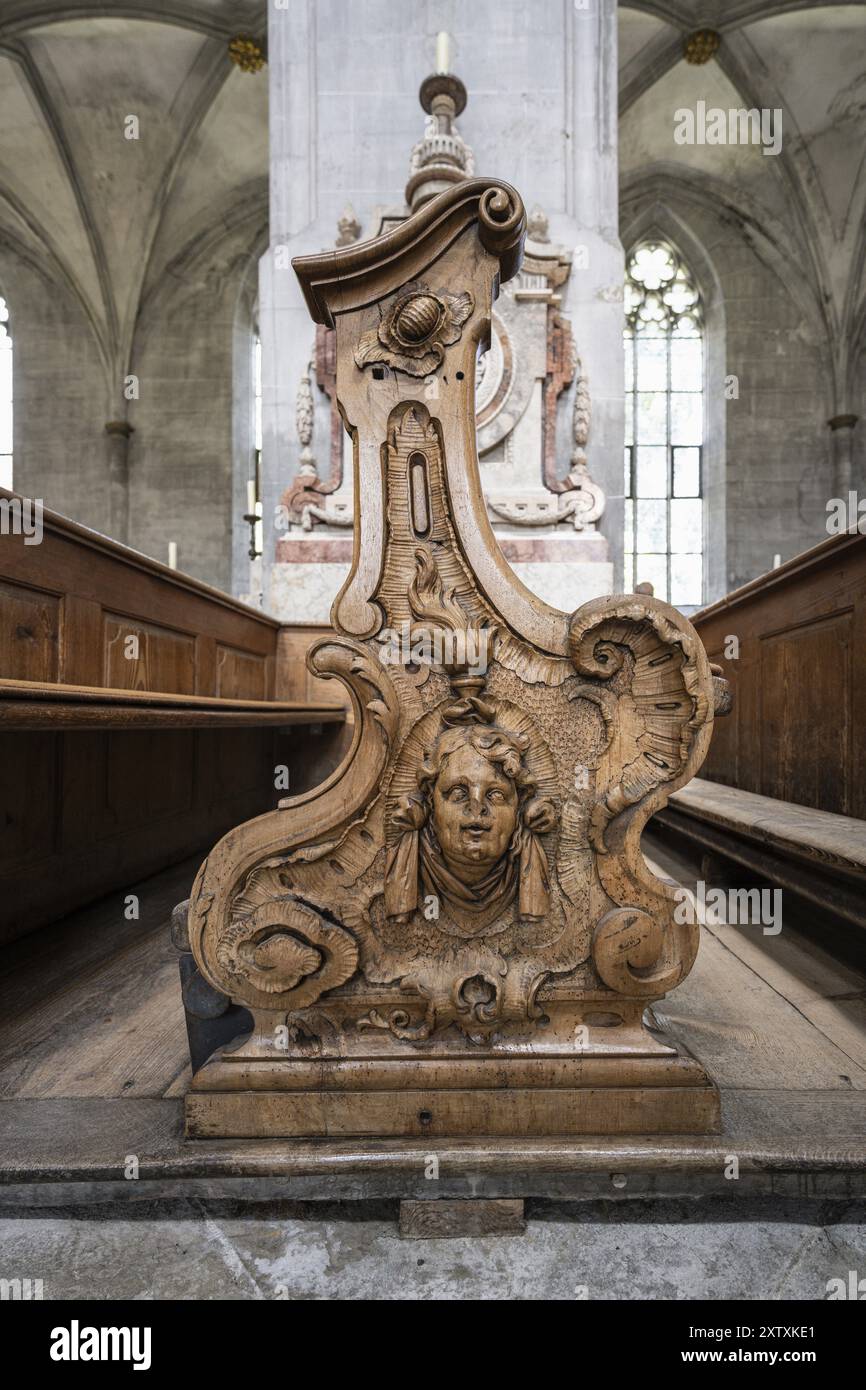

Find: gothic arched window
<box><xmin>624</xmin><ymin>241</ymin><xmax>703</xmax><ymax>608</ymax></box>
<box><xmin>0</xmin><ymin>297</ymin><xmax>11</xmax><ymax>490</ymax></box>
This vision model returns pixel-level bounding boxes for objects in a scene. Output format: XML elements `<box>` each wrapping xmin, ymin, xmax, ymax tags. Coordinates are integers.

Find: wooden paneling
<box><xmin>0</xmin><ymin>580</ymin><xmax>60</xmax><ymax>681</ymax></box>
<box><xmin>0</xmin><ymin>494</ymin><xmax>348</xmax><ymax>942</ymax></box>
<box><xmin>0</xmin><ymin>493</ymin><xmax>281</xmax><ymax>697</ymax></box>
<box><xmin>103</xmin><ymin>615</ymin><xmax>196</xmax><ymax>694</ymax></box>
<box><xmin>0</xmin><ymin>723</ymin><xmax>343</xmax><ymax>945</ymax></box>
<box><xmin>0</xmin><ymin>732</ymin><xmax>58</xmax><ymax>871</ymax></box>
<box><xmin>692</xmin><ymin>532</ymin><xmax>866</xmax><ymax>818</ymax></box>
<box><xmin>105</xmin><ymin>730</ymin><xmax>197</xmax><ymax>829</ymax></box>
<box><xmin>760</xmin><ymin>612</ymin><xmax>852</xmax><ymax>814</ymax></box>
<box><xmin>215</xmin><ymin>644</ymin><xmax>268</xmax><ymax>700</ymax></box>
<box><xmin>276</xmin><ymin>624</ymin><xmax>352</xmax><ymax>711</ymax></box>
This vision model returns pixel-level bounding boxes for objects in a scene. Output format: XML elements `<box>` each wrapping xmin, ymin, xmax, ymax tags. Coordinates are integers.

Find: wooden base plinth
<box><xmin>185</xmin><ymin>1050</ymin><xmax>721</xmax><ymax>1139</ymax></box>
<box><xmin>186</xmin><ymin>1084</ymin><xmax>719</xmax><ymax>1138</ymax></box>
<box><xmin>399</xmin><ymin>1199</ymin><xmax>525</xmax><ymax>1238</ymax></box>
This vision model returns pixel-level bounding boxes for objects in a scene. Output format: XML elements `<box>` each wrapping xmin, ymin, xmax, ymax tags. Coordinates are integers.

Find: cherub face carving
<box><xmin>384</xmin><ymin>715</ymin><xmax>557</xmax><ymax>927</ymax></box>
<box><xmin>431</xmin><ymin>742</ymin><xmax>518</xmax><ymax>874</ymax></box>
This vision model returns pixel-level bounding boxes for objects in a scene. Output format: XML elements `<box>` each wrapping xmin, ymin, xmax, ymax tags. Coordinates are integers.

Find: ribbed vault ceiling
<box><xmin>0</xmin><ymin>1</ymin><xmax>863</xmax><ymax>399</ymax></box>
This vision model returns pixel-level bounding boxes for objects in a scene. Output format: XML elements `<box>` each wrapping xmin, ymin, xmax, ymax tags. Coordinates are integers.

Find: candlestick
<box><xmin>247</xmin><ymin>479</ymin><xmax>256</xmax><ymax>514</ymax></box>
<box><xmin>435</xmin><ymin>30</ymin><xmax>450</xmax><ymax>74</ymax></box>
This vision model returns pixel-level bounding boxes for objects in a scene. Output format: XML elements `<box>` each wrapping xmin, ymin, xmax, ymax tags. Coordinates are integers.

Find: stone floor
<box><xmin>1</xmin><ymin>1198</ymin><xmax>865</xmax><ymax>1300</ymax></box>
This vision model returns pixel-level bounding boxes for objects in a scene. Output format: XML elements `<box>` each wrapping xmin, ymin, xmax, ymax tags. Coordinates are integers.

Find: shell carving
<box><xmin>354</xmin><ymin>280</ymin><xmax>473</xmax><ymax>377</ymax></box>
<box><xmin>393</xmin><ymin>294</ymin><xmax>444</xmax><ymax>345</ymax></box>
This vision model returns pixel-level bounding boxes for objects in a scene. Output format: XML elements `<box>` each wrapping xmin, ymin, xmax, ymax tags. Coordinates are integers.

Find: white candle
<box><xmin>167</xmin><ymin>541</ymin><xmax>178</xmax><ymax>570</ymax></box>
<box><xmin>247</xmin><ymin>479</ymin><xmax>256</xmax><ymax>514</ymax></box>
<box><xmin>436</xmin><ymin>30</ymin><xmax>450</xmax><ymax>73</ymax></box>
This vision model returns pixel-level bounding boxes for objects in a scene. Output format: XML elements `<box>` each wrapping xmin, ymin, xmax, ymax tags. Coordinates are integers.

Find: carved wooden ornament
<box><xmin>186</xmin><ymin>178</ymin><xmax>721</xmax><ymax>1139</ymax></box>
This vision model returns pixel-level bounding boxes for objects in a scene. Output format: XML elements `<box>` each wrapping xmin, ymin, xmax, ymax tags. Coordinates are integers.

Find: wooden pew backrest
<box><xmin>692</xmin><ymin>531</ymin><xmax>866</xmax><ymax>819</ymax></box>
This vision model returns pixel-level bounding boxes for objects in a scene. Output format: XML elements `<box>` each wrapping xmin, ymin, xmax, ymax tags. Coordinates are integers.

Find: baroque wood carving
<box><xmin>185</xmin><ymin>178</ymin><xmax>724</xmax><ymax>1139</ymax></box>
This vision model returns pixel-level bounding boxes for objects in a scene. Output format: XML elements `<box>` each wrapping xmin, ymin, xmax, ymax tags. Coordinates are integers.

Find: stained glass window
<box><xmin>624</xmin><ymin>241</ymin><xmax>704</xmax><ymax>608</ymax></box>
<box><xmin>0</xmin><ymin>299</ymin><xmax>11</xmax><ymax>491</ymax></box>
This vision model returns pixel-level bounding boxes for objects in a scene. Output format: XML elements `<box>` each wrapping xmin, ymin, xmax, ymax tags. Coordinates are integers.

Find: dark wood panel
<box><xmin>760</xmin><ymin>613</ymin><xmax>852</xmax><ymax>815</ymax></box>
<box><xmin>0</xmin><ymin>723</ymin><xmax>344</xmax><ymax>944</ymax></box>
<box><xmin>0</xmin><ymin>494</ymin><xmax>281</xmax><ymax>698</ymax></box>
<box><xmin>0</xmin><ymin>580</ymin><xmax>60</xmax><ymax>681</ymax></box>
<box><xmin>60</xmin><ymin>731</ymin><xmax>107</xmax><ymax>852</ymax></box>
<box><xmin>106</xmin><ymin>730</ymin><xmax>197</xmax><ymax>830</ymax></box>
<box><xmin>216</xmin><ymin>644</ymin><xmax>267</xmax><ymax>700</ymax></box>
<box><xmin>0</xmin><ymin>732</ymin><xmax>58</xmax><ymax>871</ymax></box>
<box><xmin>103</xmin><ymin>614</ymin><xmax>196</xmax><ymax>694</ymax></box>
<box><xmin>198</xmin><ymin>727</ymin><xmax>269</xmax><ymax>799</ymax></box>
<box><xmin>693</xmin><ymin>532</ymin><xmax>866</xmax><ymax>818</ymax></box>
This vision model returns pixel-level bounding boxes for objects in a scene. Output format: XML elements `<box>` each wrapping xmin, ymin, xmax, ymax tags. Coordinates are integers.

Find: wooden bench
<box><xmin>688</xmin><ymin>528</ymin><xmax>866</xmax><ymax>819</ymax></box>
<box><xmin>656</xmin><ymin>778</ymin><xmax>866</xmax><ymax>932</ymax></box>
<box><xmin>0</xmin><ymin>495</ymin><xmax>347</xmax><ymax>942</ymax></box>
<box><xmin>649</xmin><ymin>530</ymin><xmax>866</xmax><ymax>933</ymax></box>
<box><xmin>0</xmin><ymin>677</ymin><xmax>342</xmax><ymax>730</ymax></box>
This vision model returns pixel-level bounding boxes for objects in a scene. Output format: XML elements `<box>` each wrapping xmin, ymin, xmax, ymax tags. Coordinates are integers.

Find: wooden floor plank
<box><xmin>163</xmin><ymin>1063</ymin><xmax>193</xmax><ymax>1099</ymax></box>
<box><xmin>797</xmin><ymin>997</ymin><xmax>866</xmax><ymax>1075</ymax></box>
<box><xmin>0</xmin><ymin>855</ymin><xmax>199</xmax><ymax>1021</ymax></box>
<box><xmin>654</xmin><ymin>928</ymin><xmax>866</xmax><ymax>1091</ymax></box>
<box><xmin>646</xmin><ymin>840</ymin><xmax>866</xmax><ymax>1077</ymax></box>
<box><xmin>0</xmin><ymin>917</ymin><xmax>189</xmax><ymax>1099</ymax></box>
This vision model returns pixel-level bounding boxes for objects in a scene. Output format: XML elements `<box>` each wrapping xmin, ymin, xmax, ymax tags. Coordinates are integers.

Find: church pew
<box><xmin>688</xmin><ymin>529</ymin><xmax>866</xmax><ymax>818</ymax></box>
<box><xmin>652</xmin><ymin>529</ymin><xmax>866</xmax><ymax>930</ymax></box>
<box><xmin>0</xmin><ymin>495</ymin><xmax>346</xmax><ymax>943</ymax></box>
<box><xmin>655</xmin><ymin>778</ymin><xmax>866</xmax><ymax>933</ymax></box>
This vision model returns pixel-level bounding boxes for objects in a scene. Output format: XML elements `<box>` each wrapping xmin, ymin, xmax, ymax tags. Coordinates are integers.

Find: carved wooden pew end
<box><xmin>184</xmin><ymin>178</ymin><xmax>721</xmax><ymax>1141</ymax></box>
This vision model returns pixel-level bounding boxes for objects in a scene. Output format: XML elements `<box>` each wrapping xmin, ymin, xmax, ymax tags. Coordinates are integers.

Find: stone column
<box><xmin>827</xmin><ymin>414</ymin><xmax>859</xmax><ymax>496</ymax></box>
<box><xmin>561</xmin><ymin>0</ymin><xmax>625</xmax><ymax>589</ymax></box>
<box><xmin>104</xmin><ymin>420</ymin><xmax>134</xmax><ymax>545</ymax></box>
<box><xmin>259</xmin><ymin>0</ymin><xmax>343</xmax><ymax>620</ymax></box>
